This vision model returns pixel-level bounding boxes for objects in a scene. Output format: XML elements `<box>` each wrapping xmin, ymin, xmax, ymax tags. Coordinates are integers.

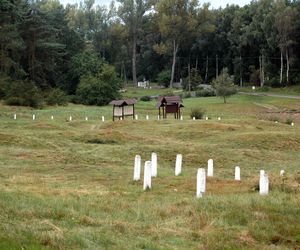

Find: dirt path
<box><xmin>239</xmin><ymin>92</ymin><xmax>300</xmax><ymax>100</ymax></box>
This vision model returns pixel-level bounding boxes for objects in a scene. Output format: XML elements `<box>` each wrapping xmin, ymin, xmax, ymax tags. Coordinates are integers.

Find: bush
<box><xmin>285</xmin><ymin>117</ymin><xmax>293</xmax><ymax>125</ymax></box>
<box><xmin>183</xmin><ymin>68</ymin><xmax>203</xmax><ymax>91</ymax></box>
<box><xmin>190</xmin><ymin>108</ymin><xmax>205</xmax><ymax>119</ymax></box>
<box><xmin>195</xmin><ymin>89</ymin><xmax>216</xmax><ymax>97</ymax></box>
<box><xmin>156</xmin><ymin>69</ymin><xmax>171</xmax><ymax>87</ymax></box>
<box><xmin>212</xmin><ymin>68</ymin><xmax>237</xmax><ymax>103</ymax></box>
<box><xmin>45</xmin><ymin>88</ymin><xmax>68</xmax><ymax>106</ymax></box>
<box><xmin>264</xmin><ymin>77</ymin><xmax>280</xmax><ymax>87</ymax></box>
<box><xmin>76</xmin><ymin>64</ymin><xmax>121</xmax><ymax>106</ymax></box>
<box><xmin>140</xmin><ymin>96</ymin><xmax>151</xmax><ymax>101</ymax></box>
<box><xmin>4</xmin><ymin>80</ymin><xmax>43</xmax><ymax>108</ymax></box>
<box><xmin>257</xmin><ymin>86</ymin><xmax>270</xmax><ymax>92</ymax></box>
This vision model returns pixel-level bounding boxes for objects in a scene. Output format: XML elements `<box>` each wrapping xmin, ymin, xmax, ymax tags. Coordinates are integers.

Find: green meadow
<box><xmin>0</xmin><ymin>92</ymin><xmax>300</xmax><ymax>249</ymax></box>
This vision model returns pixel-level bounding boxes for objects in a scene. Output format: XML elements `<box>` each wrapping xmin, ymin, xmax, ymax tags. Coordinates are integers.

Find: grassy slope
<box><xmin>0</xmin><ymin>93</ymin><xmax>300</xmax><ymax>249</ymax></box>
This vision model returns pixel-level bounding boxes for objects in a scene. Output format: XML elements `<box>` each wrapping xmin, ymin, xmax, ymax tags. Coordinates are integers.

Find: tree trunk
<box><xmin>286</xmin><ymin>50</ymin><xmax>289</xmax><ymax>85</ymax></box>
<box><xmin>259</xmin><ymin>55</ymin><xmax>264</xmax><ymax>87</ymax></box>
<box><xmin>170</xmin><ymin>40</ymin><xmax>178</xmax><ymax>88</ymax></box>
<box><xmin>204</xmin><ymin>55</ymin><xmax>208</xmax><ymax>83</ymax></box>
<box><xmin>195</xmin><ymin>58</ymin><xmax>198</xmax><ymax>71</ymax></box>
<box><xmin>223</xmin><ymin>96</ymin><xmax>226</xmax><ymax>104</ymax></box>
<box><xmin>216</xmin><ymin>54</ymin><xmax>218</xmax><ymax>78</ymax></box>
<box><xmin>188</xmin><ymin>61</ymin><xmax>191</xmax><ymax>93</ymax></box>
<box><xmin>132</xmin><ymin>34</ymin><xmax>137</xmax><ymax>86</ymax></box>
<box><xmin>280</xmin><ymin>51</ymin><xmax>283</xmax><ymax>85</ymax></box>
<box><xmin>239</xmin><ymin>55</ymin><xmax>243</xmax><ymax>86</ymax></box>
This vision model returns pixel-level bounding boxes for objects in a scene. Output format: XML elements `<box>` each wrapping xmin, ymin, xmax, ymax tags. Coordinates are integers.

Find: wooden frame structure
<box><xmin>156</xmin><ymin>96</ymin><xmax>184</xmax><ymax>119</ymax></box>
<box><xmin>109</xmin><ymin>99</ymin><xmax>136</xmax><ymax>121</ymax></box>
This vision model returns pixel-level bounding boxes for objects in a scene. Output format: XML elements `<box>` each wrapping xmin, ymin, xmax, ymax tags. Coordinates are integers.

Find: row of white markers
<box><xmin>12</xmin><ymin>114</ymin><xmax>220</xmax><ymax>122</ymax></box>
<box><xmin>134</xmin><ymin>154</ymin><xmax>285</xmax><ymax>198</ymax></box>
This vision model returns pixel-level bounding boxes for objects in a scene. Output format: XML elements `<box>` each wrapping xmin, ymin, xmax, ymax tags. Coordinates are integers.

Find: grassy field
<box><xmin>0</xmin><ymin>92</ymin><xmax>300</xmax><ymax>249</ymax></box>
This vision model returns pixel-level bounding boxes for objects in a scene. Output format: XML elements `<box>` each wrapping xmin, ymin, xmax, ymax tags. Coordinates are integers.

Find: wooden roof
<box><xmin>109</xmin><ymin>99</ymin><xmax>136</xmax><ymax>106</ymax></box>
<box><xmin>156</xmin><ymin>96</ymin><xmax>183</xmax><ymax>108</ymax></box>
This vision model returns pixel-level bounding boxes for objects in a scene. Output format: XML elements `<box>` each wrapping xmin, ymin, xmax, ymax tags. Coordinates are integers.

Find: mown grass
<box><xmin>0</xmin><ymin>94</ymin><xmax>300</xmax><ymax>249</ymax></box>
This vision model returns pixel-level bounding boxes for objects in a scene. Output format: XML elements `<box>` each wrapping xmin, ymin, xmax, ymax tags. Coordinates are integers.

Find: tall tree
<box><xmin>155</xmin><ymin>0</ymin><xmax>198</xmax><ymax>88</ymax></box>
<box><xmin>118</xmin><ymin>0</ymin><xmax>152</xmax><ymax>85</ymax></box>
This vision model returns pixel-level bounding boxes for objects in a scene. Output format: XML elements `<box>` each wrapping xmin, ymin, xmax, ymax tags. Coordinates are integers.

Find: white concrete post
<box><xmin>143</xmin><ymin>161</ymin><xmax>152</xmax><ymax>190</ymax></box>
<box><xmin>259</xmin><ymin>172</ymin><xmax>269</xmax><ymax>195</ymax></box>
<box><xmin>235</xmin><ymin>166</ymin><xmax>240</xmax><ymax>181</ymax></box>
<box><xmin>85</xmin><ymin>117</ymin><xmax>88</xmax><ymax>121</ymax></box>
<box><xmin>133</xmin><ymin>155</ymin><xmax>141</xmax><ymax>181</ymax></box>
<box><xmin>193</xmin><ymin>117</ymin><xmax>195</xmax><ymax>120</ymax></box>
<box><xmin>157</xmin><ymin>115</ymin><xmax>160</xmax><ymax>120</ymax></box>
<box><xmin>102</xmin><ymin>116</ymin><xmax>105</xmax><ymax>122</ymax></box>
<box><xmin>51</xmin><ymin>115</ymin><xmax>54</xmax><ymax>120</ymax></box>
<box><xmin>13</xmin><ymin>114</ymin><xmax>17</xmax><ymax>120</ymax></box>
<box><xmin>69</xmin><ymin>116</ymin><xmax>72</xmax><ymax>121</ymax></box>
<box><xmin>197</xmin><ymin>168</ymin><xmax>206</xmax><ymax>198</ymax></box>
<box><xmin>207</xmin><ymin>159</ymin><xmax>213</xmax><ymax>177</ymax></box>
<box><xmin>218</xmin><ymin>117</ymin><xmax>221</xmax><ymax>120</ymax></box>
<box><xmin>205</xmin><ymin>117</ymin><xmax>208</xmax><ymax>120</ymax></box>
<box><xmin>135</xmin><ymin>114</ymin><xmax>138</xmax><ymax>120</ymax></box>
<box><xmin>151</xmin><ymin>153</ymin><xmax>157</xmax><ymax>177</ymax></box>
<box><xmin>180</xmin><ymin>115</ymin><xmax>183</xmax><ymax>120</ymax></box>
<box><xmin>32</xmin><ymin>114</ymin><xmax>35</xmax><ymax>120</ymax></box>
<box><xmin>146</xmin><ymin>115</ymin><xmax>149</xmax><ymax>120</ymax></box>
<box><xmin>280</xmin><ymin>170</ymin><xmax>285</xmax><ymax>177</ymax></box>
<box><xmin>175</xmin><ymin>154</ymin><xmax>182</xmax><ymax>176</ymax></box>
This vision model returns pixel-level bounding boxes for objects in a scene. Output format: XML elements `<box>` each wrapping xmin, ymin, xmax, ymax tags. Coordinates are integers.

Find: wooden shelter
<box><xmin>109</xmin><ymin>99</ymin><xmax>136</xmax><ymax>121</ymax></box>
<box><xmin>156</xmin><ymin>96</ymin><xmax>184</xmax><ymax>119</ymax></box>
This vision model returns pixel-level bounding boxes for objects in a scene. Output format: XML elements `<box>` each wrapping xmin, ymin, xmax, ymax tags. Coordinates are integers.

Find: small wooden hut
<box><xmin>156</xmin><ymin>96</ymin><xmax>184</xmax><ymax>119</ymax></box>
<box><xmin>109</xmin><ymin>99</ymin><xmax>136</xmax><ymax>121</ymax></box>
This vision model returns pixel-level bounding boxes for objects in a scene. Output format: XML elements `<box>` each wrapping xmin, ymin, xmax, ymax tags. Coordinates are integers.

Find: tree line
<box><xmin>0</xmin><ymin>0</ymin><xmax>299</xmax><ymax>106</ymax></box>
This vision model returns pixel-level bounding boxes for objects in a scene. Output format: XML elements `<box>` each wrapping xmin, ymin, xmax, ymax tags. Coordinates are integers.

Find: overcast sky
<box><xmin>59</xmin><ymin>0</ymin><xmax>251</xmax><ymax>9</ymax></box>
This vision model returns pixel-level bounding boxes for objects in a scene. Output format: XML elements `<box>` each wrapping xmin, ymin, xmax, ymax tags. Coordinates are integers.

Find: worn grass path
<box><xmin>0</xmin><ymin>94</ymin><xmax>300</xmax><ymax>249</ymax></box>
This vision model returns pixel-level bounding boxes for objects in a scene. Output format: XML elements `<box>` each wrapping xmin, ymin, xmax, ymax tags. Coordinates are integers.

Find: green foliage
<box><xmin>76</xmin><ymin>64</ymin><xmax>120</xmax><ymax>106</ymax></box>
<box><xmin>3</xmin><ymin>80</ymin><xmax>43</xmax><ymax>108</ymax></box>
<box><xmin>195</xmin><ymin>88</ymin><xmax>216</xmax><ymax>97</ymax></box>
<box><xmin>140</xmin><ymin>96</ymin><xmax>151</xmax><ymax>101</ymax></box>
<box><xmin>285</xmin><ymin>117</ymin><xmax>293</xmax><ymax>125</ymax></box>
<box><xmin>156</xmin><ymin>69</ymin><xmax>171</xmax><ymax>87</ymax></box>
<box><xmin>45</xmin><ymin>88</ymin><xmax>68</xmax><ymax>106</ymax></box>
<box><xmin>183</xmin><ymin>68</ymin><xmax>203</xmax><ymax>91</ymax></box>
<box><xmin>212</xmin><ymin>68</ymin><xmax>237</xmax><ymax>103</ymax></box>
<box><xmin>190</xmin><ymin>108</ymin><xmax>205</xmax><ymax>119</ymax></box>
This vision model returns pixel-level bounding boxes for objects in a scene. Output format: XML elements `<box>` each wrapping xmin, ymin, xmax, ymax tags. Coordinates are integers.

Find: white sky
<box><xmin>59</xmin><ymin>0</ymin><xmax>251</xmax><ymax>9</ymax></box>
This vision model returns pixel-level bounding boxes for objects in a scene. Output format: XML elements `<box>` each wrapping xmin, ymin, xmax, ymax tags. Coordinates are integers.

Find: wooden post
<box><xmin>132</xmin><ymin>104</ymin><xmax>135</xmax><ymax>120</ymax></box>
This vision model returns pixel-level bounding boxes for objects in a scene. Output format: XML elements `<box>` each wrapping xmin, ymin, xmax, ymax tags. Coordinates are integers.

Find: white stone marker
<box><xmin>259</xmin><ymin>172</ymin><xmax>269</xmax><ymax>195</ymax></box>
<box><xmin>120</xmin><ymin>117</ymin><xmax>123</xmax><ymax>120</ymax></box>
<box><xmin>102</xmin><ymin>116</ymin><xmax>105</xmax><ymax>122</ymax></box>
<box><xmin>133</xmin><ymin>155</ymin><xmax>141</xmax><ymax>181</ymax></box>
<box><xmin>175</xmin><ymin>154</ymin><xmax>182</xmax><ymax>176</ymax></box>
<box><xmin>151</xmin><ymin>152</ymin><xmax>157</xmax><ymax>177</ymax></box>
<box><xmin>291</xmin><ymin>122</ymin><xmax>294</xmax><ymax>126</ymax></box>
<box><xmin>146</xmin><ymin>115</ymin><xmax>149</xmax><ymax>120</ymax></box>
<box><xmin>85</xmin><ymin>117</ymin><xmax>88</xmax><ymax>121</ymax></box>
<box><xmin>69</xmin><ymin>116</ymin><xmax>72</xmax><ymax>121</ymax></box>
<box><xmin>275</xmin><ymin>121</ymin><xmax>278</xmax><ymax>124</ymax></box>
<box><xmin>205</xmin><ymin>116</ymin><xmax>208</xmax><ymax>120</ymax></box>
<box><xmin>135</xmin><ymin>114</ymin><xmax>138</xmax><ymax>120</ymax></box>
<box><xmin>252</xmin><ymin>86</ymin><xmax>256</xmax><ymax>90</ymax></box>
<box><xmin>218</xmin><ymin>117</ymin><xmax>221</xmax><ymax>120</ymax></box>
<box><xmin>207</xmin><ymin>159</ymin><xmax>213</xmax><ymax>177</ymax></box>
<box><xmin>143</xmin><ymin>161</ymin><xmax>152</xmax><ymax>190</ymax></box>
<box><xmin>193</xmin><ymin>117</ymin><xmax>195</xmax><ymax>120</ymax></box>
<box><xmin>14</xmin><ymin>114</ymin><xmax>17</xmax><ymax>120</ymax></box>
<box><xmin>196</xmin><ymin>168</ymin><xmax>206</xmax><ymax>198</ymax></box>
<box><xmin>32</xmin><ymin>114</ymin><xmax>35</xmax><ymax>120</ymax></box>
<box><xmin>180</xmin><ymin>115</ymin><xmax>183</xmax><ymax>120</ymax></box>
<box><xmin>280</xmin><ymin>170</ymin><xmax>285</xmax><ymax>177</ymax></box>
<box><xmin>235</xmin><ymin>166</ymin><xmax>240</xmax><ymax>181</ymax></box>
<box><xmin>157</xmin><ymin>115</ymin><xmax>160</xmax><ymax>120</ymax></box>
<box><xmin>51</xmin><ymin>115</ymin><xmax>54</xmax><ymax>120</ymax></box>
<box><xmin>260</xmin><ymin>170</ymin><xmax>265</xmax><ymax>178</ymax></box>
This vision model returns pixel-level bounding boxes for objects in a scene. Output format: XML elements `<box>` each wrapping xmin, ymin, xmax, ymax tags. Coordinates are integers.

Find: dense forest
<box><xmin>0</xmin><ymin>0</ymin><xmax>300</xmax><ymax>107</ymax></box>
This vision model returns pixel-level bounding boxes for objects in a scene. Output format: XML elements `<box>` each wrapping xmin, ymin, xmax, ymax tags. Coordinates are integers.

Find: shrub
<box><xmin>156</xmin><ymin>69</ymin><xmax>171</xmax><ymax>87</ymax></box>
<box><xmin>140</xmin><ymin>96</ymin><xmax>151</xmax><ymax>101</ymax></box>
<box><xmin>4</xmin><ymin>80</ymin><xmax>43</xmax><ymax>108</ymax></box>
<box><xmin>212</xmin><ymin>68</ymin><xmax>237</xmax><ymax>103</ymax></box>
<box><xmin>264</xmin><ymin>77</ymin><xmax>280</xmax><ymax>87</ymax></box>
<box><xmin>190</xmin><ymin>108</ymin><xmax>205</xmax><ymax>119</ymax></box>
<box><xmin>45</xmin><ymin>88</ymin><xmax>68</xmax><ymax>106</ymax></box>
<box><xmin>285</xmin><ymin>117</ymin><xmax>293</xmax><ymax>125</ymax></box>
<box><xmin>183</xmin><ymin>68</ymin><xmax>203</xmax><ymax>91</ymax></box>
<box><xmin>257</xmin><ymin>86</ymin><xmax>270</xmax><ymax>92</ymax></box>
<box><xmin>76</xmin><ymin>64</ymin><xmax>121</xmax><ymax>106</ymax></box>
<box><xmin>195</xmin><ymin>89</ymin><xmax>216</xmax><ymax>97</ymax></box>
